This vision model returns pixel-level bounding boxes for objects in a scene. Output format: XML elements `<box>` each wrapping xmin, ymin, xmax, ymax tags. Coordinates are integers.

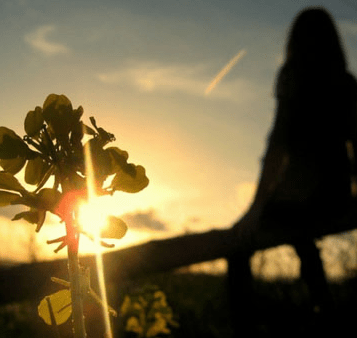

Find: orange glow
<box><xmin>83</xmin><ymin>133</ymin><xmax>113</xmax><ymax>338</ymax></box>
<box><xmin>78</xmin><ymin>197</ymin><xmax>110</xmax><ymax>238</ymax></box>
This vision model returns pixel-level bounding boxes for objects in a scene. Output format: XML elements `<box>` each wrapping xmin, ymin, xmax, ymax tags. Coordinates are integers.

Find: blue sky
<box><xmin>1</xmin><ymin>0</ymin><xmax>357</xmax><ymax>267</ymax></box>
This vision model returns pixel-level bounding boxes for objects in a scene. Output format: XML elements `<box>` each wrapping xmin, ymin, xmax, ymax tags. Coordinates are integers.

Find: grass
<box><xmin>1</xmin><ymin>269</ymin><xmax>357</xmax><ymax>337</ymax></box>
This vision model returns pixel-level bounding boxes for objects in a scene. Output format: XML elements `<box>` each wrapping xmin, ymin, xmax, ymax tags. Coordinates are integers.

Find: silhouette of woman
<box><xmin>229</xmin><ymin>9</ymin><xmax>357</xmax><ymax>327</ymax></box>
<box><xmin>256</xmin><ymin>7</ymin><xmax>357</xmax><ymax>311</ymax></box>
<box><xmin>257</xmin><ymin>8</ymin><xmax>356</xmax><ymax>219</ymax></box>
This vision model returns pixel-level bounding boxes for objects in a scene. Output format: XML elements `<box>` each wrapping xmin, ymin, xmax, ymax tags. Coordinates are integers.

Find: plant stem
<box><xmin>66</xmin><ymin>220</ymin><xmax>86</xmax><ymax>338</ymax></box>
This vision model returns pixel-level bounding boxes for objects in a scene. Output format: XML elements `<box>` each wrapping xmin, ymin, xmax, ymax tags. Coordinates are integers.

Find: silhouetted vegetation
<box><xmin>1</xmin><ymin>267</ymin><xmax>357</xmax><ymax>338</ymax></box>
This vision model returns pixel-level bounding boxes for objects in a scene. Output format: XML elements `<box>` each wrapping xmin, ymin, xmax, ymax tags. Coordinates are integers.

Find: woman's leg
<box><xmin>293</xmin><ymin>239</ymin><xmax>334</xmax><ymax>312</ymax></box>
<box><xmin>227</xmin><ymin>251</ymin><xmax>255</xmax><ymax>335</ymax></box>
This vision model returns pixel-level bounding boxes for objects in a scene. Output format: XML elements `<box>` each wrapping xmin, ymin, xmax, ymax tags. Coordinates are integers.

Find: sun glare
<box><xmin>78</xmin><ymin>196</ymin><xmax>110</xmax><ymax>238</ymax></box>
<box><xmin>83</xmin><ymin>134</ymin><xmax>113</xmax><ymax>338</ymax></box>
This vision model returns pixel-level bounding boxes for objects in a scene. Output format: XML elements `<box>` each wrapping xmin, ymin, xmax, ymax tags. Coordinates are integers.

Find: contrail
<box><xmin>205</xmin><ymin>49</ymin><xmax>247</xmax><ymax>95</ymax></box>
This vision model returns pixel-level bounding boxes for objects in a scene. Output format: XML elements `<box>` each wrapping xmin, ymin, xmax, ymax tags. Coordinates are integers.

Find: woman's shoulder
<box><xmin>275</xmin><ymin>65</ymin><xmax>357</xmax><ymax>98</ymax></box>
<box><xmin>275</xmin><ymin>65</ymin><xmax>294</xmax><ymax>98</ymax></box>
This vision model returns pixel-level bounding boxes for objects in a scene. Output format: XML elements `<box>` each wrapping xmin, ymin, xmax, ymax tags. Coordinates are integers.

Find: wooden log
<box><xmin>0</xmin><ymin>199</ymin><xmax>356</xmax><ymax>305</ymax></box>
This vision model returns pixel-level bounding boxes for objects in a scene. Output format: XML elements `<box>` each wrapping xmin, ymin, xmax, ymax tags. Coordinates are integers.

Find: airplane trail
<box><xmin>205</xmin><ymin>49</ymin><xmax>247</xmax><ymax>95</ymax></box>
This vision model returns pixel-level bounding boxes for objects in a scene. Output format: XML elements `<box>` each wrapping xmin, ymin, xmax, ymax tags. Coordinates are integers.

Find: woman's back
<box><xmin>256</xmin><ymin>8</ymin><xmax>357</xmax><ymax>224</ymax></box>
<box><xmin>275</xmin><ymin>67</ymin><xmax>356</xmax><ymax>168</ymax></box>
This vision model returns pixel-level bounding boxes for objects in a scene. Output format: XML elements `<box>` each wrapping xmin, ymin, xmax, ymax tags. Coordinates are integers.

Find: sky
<box><xmin>1</xmin><ymin>0</ymin><xmax>357</xmax><ymax>277</ymax></box>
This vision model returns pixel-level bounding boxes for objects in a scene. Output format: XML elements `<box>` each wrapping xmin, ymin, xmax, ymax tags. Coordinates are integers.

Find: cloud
<box><xmin>24</xmin><ymin>25</ymin><xmax>70</xmax><ymax>56</ymax></box>
<box><xmin>97</xmin><ymin>62</ymin><xmax>205</xmax><ymax>92</ymax></box>
<box><xmin>122</xmin><ymin>209</ymin><xmax>168</xmax><ymax>231</ymax></box>
<box><xmin>96</xmin><ymin>61</ymin><xmax>257</xmax><ymax>102</ymax></box>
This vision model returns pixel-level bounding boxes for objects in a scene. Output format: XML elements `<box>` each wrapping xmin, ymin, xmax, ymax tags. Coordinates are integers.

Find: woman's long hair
<box><xmin>285</xmin><ymin>7</ymin><xmax>346</xmax><ymax>75</ymax></box>
<box><xmin>274</xmin><ymin>7</ymin><xmax>353</xmax><ymax>157</ymax></box>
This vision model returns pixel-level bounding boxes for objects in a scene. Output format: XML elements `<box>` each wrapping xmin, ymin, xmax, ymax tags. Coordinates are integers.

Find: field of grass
<box><xmin>1</xmin><ymin>268</ymin><xmax>357</xmax><ymax>338</ymax></box>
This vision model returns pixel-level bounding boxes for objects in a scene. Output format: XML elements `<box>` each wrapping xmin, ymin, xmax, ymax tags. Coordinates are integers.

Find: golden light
<box><xmin>83</xmin><ymin>133</ymin><xmax>114</xmax><ymax>338</ymax></box>
<box><xmin>78</xmin><ymin>196</ymin><xmax>111</xmax><ymax>239</ymax></box>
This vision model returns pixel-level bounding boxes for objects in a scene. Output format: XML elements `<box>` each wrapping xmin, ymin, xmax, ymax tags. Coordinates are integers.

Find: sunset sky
<box><xmin>1</xmin><ymin>0</ymin><xmax>357</xmax><ymax>269</ymax></box>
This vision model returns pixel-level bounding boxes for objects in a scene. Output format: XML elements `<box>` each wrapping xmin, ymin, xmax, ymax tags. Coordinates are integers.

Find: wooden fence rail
<box><xmin>0</xmin><ymin>198</ymin><xmax>356</xmax><ymax>306</ymax></box>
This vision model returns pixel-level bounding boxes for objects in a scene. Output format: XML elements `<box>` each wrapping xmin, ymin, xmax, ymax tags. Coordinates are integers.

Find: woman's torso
<box><xmin>261</xmin><ymin>67</ymin><xmax>357</xmax><ymax>221</ymax></box>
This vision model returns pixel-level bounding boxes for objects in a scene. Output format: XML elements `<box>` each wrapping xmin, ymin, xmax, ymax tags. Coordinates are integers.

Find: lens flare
<box><xmin>83</xmin><ymin>139</ymin><xmax>113</xmax><ymax>338</ymax></box>
<box><xmin>78</xmin><ymin>195</ymin><xmax>120</xmax><ymax>240</ymax></box>
<box><xmin>78</xmin><ymin>197</ymin><xmax>107</xmax><ymax>237</ymax></box>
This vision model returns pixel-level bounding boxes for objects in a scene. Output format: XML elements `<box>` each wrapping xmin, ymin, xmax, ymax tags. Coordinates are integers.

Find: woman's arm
<box><xmin>348</xmin><ymin>112</ymin><xmax>357</xmax><ymax>196</ymax></box>
<box><xmin>345</xmin><ymin>73</ymin><xmax>357</xmax><ymax>195</ymax></box>
<box><xmin>252</xmin><ymin>99</ymin><xmax>291</xmax><ymax>206</ymax></box>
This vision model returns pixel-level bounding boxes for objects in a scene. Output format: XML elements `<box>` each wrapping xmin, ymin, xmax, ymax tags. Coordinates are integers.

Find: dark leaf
<box><xmin>98</xmin><ymin>127</ymin><xmax>115</xmax><ymax>144</ymax></box>
<box><xmin>105</xmin><ymin>147</ymin><xmax>132</xmax><ymax>176</ymax></box>
<box><xmin>26</xmin><ymin>150</ymin><xmax>40</xmax><ymax>160</ymax></box>
<box><xmin>42</xmin><ymin>94</ymin><xmax>74</xmax><ymax>140</ymax></box>
<box><xmin>82</xmin><ymin>123</ymin><xmax>96</xmax><ymax>136</ymax></box>
<box><xmin>34</xmin><ymin>164</ymin><xmax>55</xmax><ymax>193</ymax></box>
<box><xmin>89</xmin><ymin>116</ymin><xmax>98</xmax><ymax>130</ymax></box>
<box><xmin>100</xmin><ymin>216</ymin><xmax>128</xmax><ymax>239</ymax></box>
<box><xmin>89</xmin><ymin>117</ymin><xmax>115</xmax><ymax>145</ymax></box>
<box><xmin>70</xmin><ymin>121</ymin><xmax>84</xmax><ymax>147</ymax></box>
<box><xmin>107</xmin><ymin>147</ymin><xmax>129</xmax><ymax>161</ymax></box>
<box><xmin>11</xmin><ymin>188</ymin><xmax>61</xmax><ymax>213</ymax></box>
<box><xmin>24</xmin><ymin>107</ymin><xmax>44</xmax><ymax>137</ymax></box>
<box><xmin>25</xmin><ymin>157</ymin><xmax>50</xmax><ymax>185</ymax></box>
<box><xmin>0</xmin><ymin>127</ymin><xmax>30</xmax><ymax>159</ymax></box>
<box><xmin>43</xmin><ymin>94</ymin><xmax>72</xmax><ymax>117</ymax></box>
<box><xmin>111</xmin><ymin>165</ymin><xmax>149</xmax><ymax>193</ymax></box>
<box><xmin>73</xmin><ymin>106</ymin><xmax>83</xmax><ymax>120</ymax></box>
<box><xmin>68</xmin><ymin>173</ymin><xmax>86</xmax><ymax>190</ymax></box>
<box><xmin>0</xmin><ymin>172</ymin><xmax>25</xmax><ymax>192</ymax></box>
<box><xmin>0</xmin><ymin>191</ymin><xmax>21</xmax><ymax>207</ymax></box>
<box><xmin>0</xmin><ymin>156</ymin><xmax>27</xmax><ymax>174</ymax></box>
<box><xmin>12</xmin><ymin>209</ymin><xmax>40</xmax><ymax>224</ymax></box>
<box><xmin>35</xmin><ymin>209</ymin><xmax>46</xmax><ymax>232</ymax></box>
<box><xmin>11</xmin><ymin>194</ymin><xmax>39</xmax><ymax>208</ymax></box>
<box><xmin>84</xmin><ymin>140</ymin><xmax>112</xmax><ymax>178</ymax></box>
<box><xmin>38</xmin><ymin>290</ymin><xmax>72</xmax><ymax>325</ymax></box>
<box><xmin>37</xmin><ymin>188</ymin><xmax>62</xmax><ymax>212</ymax></box>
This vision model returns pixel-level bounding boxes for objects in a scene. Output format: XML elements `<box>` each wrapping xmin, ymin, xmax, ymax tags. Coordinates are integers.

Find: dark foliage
<box><xmin>1</xmin><ymin>271</ymin><xmax>357</xmax><ymax>338</ymax></box>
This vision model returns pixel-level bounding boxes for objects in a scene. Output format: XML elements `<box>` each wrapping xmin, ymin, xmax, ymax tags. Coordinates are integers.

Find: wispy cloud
<box><xmin>24</xmin><ymin>25</ymin><xmax>70</xmax><ymax>56</ymax></box>
<box><xmin>97</xmin><ymin>61</ymin><xmax>256</xmax><ymax>102</ymax></box>
<box><xmin>122</xmin><ymin>209</ymin><xmax>168</xmax><ymax>231</ymax></box>
<box><xmin>97</xmin><ymin>62</ymin><xmax>205</xmax><ymax>92</ymax></box>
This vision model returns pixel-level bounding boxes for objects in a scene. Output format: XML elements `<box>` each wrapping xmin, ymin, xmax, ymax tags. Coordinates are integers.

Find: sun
<box><xmin>77</xmin><ymin>195</ymin><xmax>117</xmax><ymax>238</ymax></box>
